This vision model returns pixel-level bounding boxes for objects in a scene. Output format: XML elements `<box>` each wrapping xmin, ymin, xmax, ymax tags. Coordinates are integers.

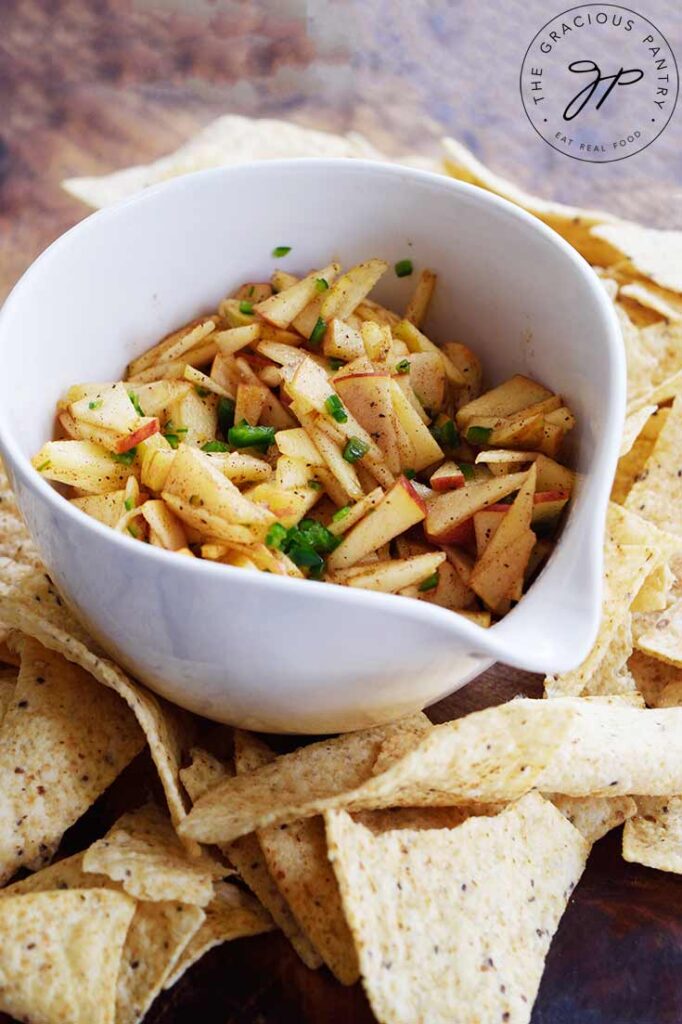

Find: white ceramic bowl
<box><xmin>0</xmin><ymin>160</ymin><xmax>624</xmax><ymax>733</ymax></box>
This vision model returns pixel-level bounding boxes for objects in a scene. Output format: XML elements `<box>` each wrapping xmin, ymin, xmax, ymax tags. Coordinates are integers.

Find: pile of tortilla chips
<box><xmin>0</xmin><ymin>122</ymin><xmax>679</xmax><ymax>1024</ymax></box>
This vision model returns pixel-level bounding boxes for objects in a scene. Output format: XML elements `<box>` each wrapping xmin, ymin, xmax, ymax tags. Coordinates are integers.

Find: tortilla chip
<box><xmin>619</xmin><ymin>404</ymin><xmax>657</xmax><ymax>457</ymax></box>
<box><xmin>239</xmin><ymin>732</ymin><xmax>359</xmax><ymax>985</ymax></box>
<box><xmin>0</xmin><ymin>564</ymin><xmax>198</xmax><ymax>852</ymax></box>
<box><xmin>635</xmin><ymin>597</ymin><xmax>682</xmax><ymax>666</ymax></box>
<box><xmin>83</xmin><ymin>803</ymin><xmax>224</xmax><ymax>905</ymax></box>
<box><xmin>115</xmin><ymin>899</ymin><xmax>205</xmax><ymax>1024</ymax></box>
<box><xmin>579</xmin><ymin>615</ymin><xmax>638</xmax><ymax>698</ymax></box>
<box><xmin>163</xmin><ymin>881</ymin><xmax>273</xmax><ymax>991</ymax></box>
<box><xmin>0</xmin><ymin>669</ymin><xmax>16</xmax><ymax>724</ymax></box>
<box><xmin>629</xmin><ymin>650</ymin><xmax>681</xmax><ymax>706</ymax></box>
<box><xmin>1</xmin><ymin>850</ymin><xmax>205</xmax><ymax>1024</ymax></box>
<box><xmin>0</xmin><ymin>636</ymin><xmax>143</xmax><ymax>883</ymax></box>
<box><xmin>625</xmin><ymin>395</ymin><xmax>682</xmax><ymax>536</ymax></box>
<box><xmin>326</xmin><ymin>793</ymin><xmax>588</xmax><ymax>1024</ymax></box>
<box><xmin>180</xmin><ymin>713</ymin><xmax>432</xmax><ymax>844</ymax></box>
<box><xmin>0</xmin><ymin>888</ymin><xmax>135</xmax><ymax>1024</ymax></box>
<box><xmin>545</xmin><ymin>505</ymin><xmax>662</xmax><ymax>698</ymax></box>
<box><xmin>589</xmin><ymin>223</ymin><xmax>682</xmax><ymax>294</ymax></box>
<box><xmin>442</xmin><ymin>137</ymin><xmax>621</xmax><ymax>264</ymax></box>
<box><xmin>181</xmin><ymin>743</ymin><xmax>320</xmax><ymax>969</ymax></box>
<box><xmin>615</xmin><ymin>304</ymin><xmax>659</xmax><ymax>407</ymax></box>
<box><xmin>63</xmin><ymin>115</ymin><xmax>381</xmax><ymax>209</ymax></box>
<box><xmin>620</xmin><ymin>280</ymin><xmax>682</xmax><ymax>322</ymax></box>
<box><xmin>549</xmin><ymin>794</ymin><xmax>636</xmax><ymax>843</ymax></box>
<box><xmin>623</xmin><ymin>796</ymin><xmax>682</xmax><ymax>873</ymax></box>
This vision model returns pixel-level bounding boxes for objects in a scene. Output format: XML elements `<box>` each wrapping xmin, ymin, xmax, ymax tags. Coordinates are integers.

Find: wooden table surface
<box><xmin>1</xmin><ymin>2</ymin><xmax>681</xmax><ymax>1021</ymax></box>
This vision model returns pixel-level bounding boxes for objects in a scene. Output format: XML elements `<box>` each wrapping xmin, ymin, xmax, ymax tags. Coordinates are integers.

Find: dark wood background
<box><xmin>1</xmin><ymin>1</ymin><xmax>681</xmax><ymax>1021</ymax></box>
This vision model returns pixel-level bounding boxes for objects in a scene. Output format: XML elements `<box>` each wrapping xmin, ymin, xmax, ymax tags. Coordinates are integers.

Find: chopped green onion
<box><xmin>395</xmin><ymin>359</ymin><xmax>411</xmax><ymax>374</ymax></box>
<box><xmin>265</xmin><ymin>522</ymin><xmax>288</xmax><ymax>549</ymax></box>
<box><xmin>328</xmin><ymin>358</ymin><xmax>345</xmax><ymax>371</ymax></box>
<box><xmin>127</xmin><ymin>524</ymin><xmax>138</xmax><ymax>538</ymax></box>
<box><xmin>460</xmin><ymin>462</ymin><xmax>475</xmax><ymax>481</ymax></box>
<box><xmin>164</xmin><ymin>434</ymin><xmax>179</xmax><ymax>450</ymax></box>
<box><xmin>315</xmin><ymin>278</ymin><xmax>329</xmax><ymax>292</ymax></box>
<box><xmin>332</xmin><ymin>505</ymin><xmax>351</xmax><ymax>522</ymax></box>
<box><xmin>418</xmin><ymin>572</ymin><xmax>439</xmax><ymax>592</ymax></box>
<box><xmin>287</xmin><ymin>544</ymin><xmax>325</xmax><ymax>574</ymax></box>
<box><xmin>228</xmin><ymin>420</ymin><xmax>276</xmax><ymax>451</ymax></box>
<box><xmin>272</xmin><ymin>246</ymin><xmax>292</xmax><ymax>258</ymax></box>
<box><xmin>308</xmin><ymin>479</ymin><xmax>322</xmax><ymax>490</ymax></box>
<box><xmin>430</xmin><ymin>418</ymin><xmax>460</xmax><ymax>450</ymax></box>
<box><xmin>128</xmin><ymin>392</ymin><xmax>144</xmax><ymax>417</ymax></box>
<box><xmin>324</xmin><ymin>394</ymin><xmax>348</xmax><ymax>423</ymax></box>
<box><xmin>189</xmin><ymin>494</ymin><xmax>202</xmax><ymax>507</ymax></box>
<box><xmin>36</xmin><ymin>460</ymin><xmax>51</xmax><ymax>472</ymax></box>
<box><xmin>343</xmin><ymin>437</ymin><xmax>369</xmax><ymax>463</ymax></box>
<box><xmin>309</xmin><ymin>317</ymin><xmax>327</xmax><ymax>347</ymax></box>
<box><xmin>394</xmin><ymin>259</ymin><xmax>413</xmax><ymax>278</ymax></box>
<box><xmin>112</xmin><ymin>448</ymin><xmax>137</xmax><ymax>465</ymax></box>
<box><xmin>124</xmin><ymin>497</ymin><xmax>134</xmax><ymax>512</ymax></box>
<box><xmin>194</xmin><ymin>385</ymin><xmax>210</xmax><ymax>398</ymax></box>
<box><xmin>88</xmin><ymin>399</ymin><xmax>103</xmax><ymax>410</ymax></box>
<box><xmin>404</xmin><ymin>468</ymin><xmax>416</xmax><ymax>480</ymax></box>
<box><xmin>217</xmin><ymin>397</ymin><xmax>236</xmax><ymax>437</ymax></box>
<box><xmin>201</xmin><ymin>440</ymin><xmax>231</xmax><ymax>453</ymax></box>
<box><xmin>239</xmin><ymin>300</ymin><xmax>254</xmax><ymax>315</ymax></box>
<box><xmin>297</xmin><ymin>519</ymin><xmax>340</xmax><ymax>554</ymax></box>
<box><xmin>466</xmin><ymin>425</ymin><xmax>493</xmax><ymax>445</ymax></box>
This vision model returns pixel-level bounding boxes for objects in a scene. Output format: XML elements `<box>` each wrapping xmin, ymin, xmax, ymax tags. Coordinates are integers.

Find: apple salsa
<box><xmin>33</xmin><ymin>256</ymin><xmax>575</xmax><ymax>623</ymax></box>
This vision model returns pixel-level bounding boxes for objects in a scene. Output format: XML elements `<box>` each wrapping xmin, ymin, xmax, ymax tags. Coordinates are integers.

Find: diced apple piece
<box><xmin>546</xmin><ymin>406</ymin><xmax>576</xmax><ymax>431</ymax></box>
<box><xmin>469</xmin><ymin>466</ymin><xmax>537</xmax><ymax>610</ymax></box>
<box><xmin>354</xmin><ymin>298</ymin><xmax>400</xmax><ymax>327</ymax></box>
<box><xmin>127</xmin><ymin>341</ymin><xmax>218</xmax><ymax>384</ymax></box>
<box><xmin>139</xmin><ymin>499</ymin><xmax>188</xmax><ymax>550</ymax></box>
<box><xmin>275</xmin><ymin>427</ymin><xmax>324</xmax><ymax>465</ymax></box>
<box><xmin>488</xmin><ymin>410</ymin><xmax>546</xmax><ymax>449</ymax></box>
<box><xmin>202</xmin><ymin>452</ymin><xmax>271</xmax><ymax>485</ymax></box>
<box><xmin>70</xmin><ymin>490</ymin><xmax>127</xmax><ymax>528</ymax></box>
<box><xmin>327</xmin><ymin>476</ymin><xmax>426</xmax><ymax>570</ymax></box>
<box><xmin>389</xmin><ymin>380</ymin><xmax>444</xmax><ymax>471</ymax></box>
<box><xmin>430</xmin><ymin>461</ymin><xmax>466</xmax><ymax>492</ymax></box>
<box><xmin>320</xmin><ymin>259</ymin><xmax>388</xmax><ymax>321</ymax></box>
<box><xmin>456</xmin><ymin>374</ymin><xmax>555</xmax><ymax>429</ymax></box>
<box><xmin>474</xmin><ymin>509</ymin><xmax>506</xmax><ymax>555</ymax></box>
<box><xmin>327</xmin><ymin>487</ymin><xmax>384</xmax><ymax>537</ymax></box>
<box><xmin>533</xmin><ymin>454</ymin><xmax>575</xmax><ymax>493</ymax></box>
<box><xmin>115</xmin><ymin>418</ymin><xmax>160</xmax><ymax>453</ymax></box>
<box><xmin>270</xmin><ymin>269</ymin><xmax>299</xmax><ymax>292</ymax></box>
<box><xmin>276</xmin><ymin>456</ymin><xmax>314</xmax><ymax>490</ymax></box>
<box><xmin>235</xmin><ymin>282</ymin><xmax>273</xmax><ymax>303</ymax></box>
<box><xmin>323</xmin><ymin>319</ymin><xmax>365</xmax><ymax>362</ymax></box>
<box><xmin>393</xmin><ymin>374</ymin><xmax>429</xmax><ymax>424</ymax></box>
<box><xmin>69</xmin><ymin>382</ymin><xmax>137</xmax><ymax>432</ymax></box>
<box><xmin>360</xmin><ymin>321</ymin><xmax>392</xmax><ymax>362</ymax></box>
<box><xmin>404</xmin><ymin>269</ymin><xmax>437</xmax><ymax>327</ymax></box>
<box><xmin>164</xmin><ymin>445</ymin><xmax>274</xmax><ymax>529</ymax></box>
<box><xmin>219</xmin><ymin>299</ymin><xmax>256</xmax><ymax>328</ymax></box>
<box><xmin>419</xmin><ymin>560</ymin><xmax>478</xmax><ymax>610</ymax></box>
<box><xmin>213</xmin><ymin>323</ymin><xmax>261</xmax><ymax>357</ymax></box>
<box><xmin>255</xmin><ymin>263</ymin><xmax>340</xmax><ymax>328</ymax></box>
<box><xmin>333</xmin><ymin>355</ymin><xmax>376</xmax><ymax>379</ymax></box>
<box><xmin>308</xmin><ymin>424</ymin><xmax>364</xmax><ymax>502</ymax></box>
<box><xmin>538</xmin><ymin>420</ymin><xmax>565</xmax><ymax>457</ymax></box>
<box><xmin>165</xmin><ymin>388</ymin><xmax>218</xmax><ymax>448</ymax></box>
<box><xmin>255</xmin><ymin>341</ymin><xmax>304</xmax><ymax>368</ymax></box>
<box><xmin>393</xmin><ymin>319</ymin><xmax>465</xmax><ymax>386</ymax></box>
<box><xmin>127</xmin><ymin>317</ymin><xmax>215</xmax><ymax>378</ymax></box>
<box><xmin>235</xmin><ymin>356</ymin><xmax>296</xmax><ymax>430</ymax></box>
<box><xmin>234</xmin><ymin>383</ymin><xmax>266</xmax><ymax>427</ymax></box>
<box><xmin>425</xmin><ymin>470</ymin><xmax>530</xmax><ymax>544</ymax></box>
<box><xmin>441</xmin><ymin>342</ymin><xmax>483</xmax><ymax>404</ymax></box>
<box><xmin>470</xmin><ymin>529</ymin><xmax>536</xmax><ymax>612</ymax></box>
<box><xmin>130</xmin><ymin>380</ymin><xmax>194</xmax><ymax>416</ymax></box>
<box><xmin>140</xmin><ymin>447</ymin><xmax>176</xmax><ymax>493</ymax></box>
<box><xmin>33</xmin><ymin>441</ymin><xmax>136</xmax><ymax>494</ymax></box>
<box><xmin>334</xmin><ymin>373</ymin><xmax>401</xmax><ymax>474</ymax></box>
<box><xmin>59</xmin><ymin>411</ymin><xmax>123</xmax><ymax>453</ymax></box>
<box><xmin>443</xmin><ymin>545</ymin><xmax>475</xmax><ymax>584</ymax></box>
<box><xmin>161</xmin><ymin>492</ymin><xmax>257</xmax><ymax>544</ymax></box>
<box><xmin>245</xmin><ymin>482</ymin><xmax>320</xmax><ymax>528</ymax></box>
<box><xmin>344</xmin><ymin>552</ymin><xmax>446</xmax><ymax>593</ymax></box>
<box><xmin>531</xmin><ymin>491</ymin><xmax>570</xmax><ymax>526</ymax></box>
<box><xmin>405</xmin><ymin>352</ymin><xmax>446</xmax><ymax>413</ymax></box>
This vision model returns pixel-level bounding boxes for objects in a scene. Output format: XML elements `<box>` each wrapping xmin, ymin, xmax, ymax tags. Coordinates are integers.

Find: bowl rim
<box><xmin>0</xmin><ymin>157</ymin><xmax>625</xmax><ymax>673</ymax></box>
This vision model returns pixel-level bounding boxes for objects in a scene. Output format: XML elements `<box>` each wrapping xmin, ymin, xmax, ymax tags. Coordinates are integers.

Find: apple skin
<box><xmin>116</xmin><ymin>418</ymin><xmax>160</xmax><ymax>453</ymax></box>
<box><xmin>398</xmin><ymin>474</ymin><xmax>427</xmax><ymax>514</ymax></box>
<box><xmin>430</xmin><ymin>463</ymin><xmax>466</xmax><ymax>492</ymax></box>
<box><xmin>486</xmin><ymin>490</ymin><xmax>570</xmax><ymax>513</ymax></box>
<box><xmin>426</xmin><ymin>516</ymin><xmax>475</xmax><ymax>547</ymax></box>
